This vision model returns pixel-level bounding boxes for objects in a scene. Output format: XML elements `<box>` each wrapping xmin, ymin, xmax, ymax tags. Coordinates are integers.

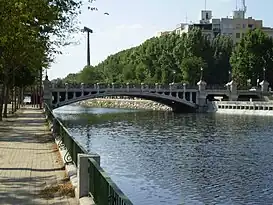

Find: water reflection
<box><xmin>54</xmin><ymin>105</ymin><xmax>273</xmax><ymax>205</ymax></box>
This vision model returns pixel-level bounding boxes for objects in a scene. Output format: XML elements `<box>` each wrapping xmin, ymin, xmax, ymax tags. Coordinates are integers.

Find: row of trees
<box><xmin>0</xmin><ymin>0</ymin><xmax>93</xmax><ymax>120</ymax></box>
<box><xmin>63</xmin><ymin>28</ymin><xmax>273</xmax><ymax>88</ymax></box>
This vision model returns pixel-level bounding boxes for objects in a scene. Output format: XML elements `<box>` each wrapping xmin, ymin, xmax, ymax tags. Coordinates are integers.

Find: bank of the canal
<box><xmin>54</xmin><ymin>105</ymin><xmax>273</xmax><ymax>205</ymax></box>
<box><xmin>78</xmin><ymin>98</ymin><xmax>172</xmax><ymax>111</ymax></box>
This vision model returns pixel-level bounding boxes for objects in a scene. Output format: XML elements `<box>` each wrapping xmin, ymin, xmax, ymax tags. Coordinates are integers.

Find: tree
<box><xmin>181</xmin><ymin>56</ymin><xmax>205</xmax><ymax>84</ymax></box>
<box><xmin>61</xmin><ymin>28</ymin><xmax>273</xmax><ymax>90</ymax></box>
<box><xmin>0</xmin><ymin>0</ymin><xmax>85</xmax><ymax>120</ymax></box>
<box><xmin>230</xmin><ymin>29</ymin><xmax>273</xmax><ymax>87</ymax></box>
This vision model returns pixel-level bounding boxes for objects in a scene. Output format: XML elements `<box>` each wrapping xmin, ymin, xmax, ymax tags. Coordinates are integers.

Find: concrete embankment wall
<box><xmin>216</xmin><ymin>109</ymin><xmax>273</xmax><ymax>116</ymax></box>
<box><xmin>212</xmin><ymin>101</ymin><xmax>273</xmax><ymax>116</ymax></box>
<box><xmin>78</xmin><ymin>98</ymin><xmax>172</xmax><ymax>111</ymax></box>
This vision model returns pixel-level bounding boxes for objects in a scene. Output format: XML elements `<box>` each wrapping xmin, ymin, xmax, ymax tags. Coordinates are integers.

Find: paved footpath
<box><xmin>0</xmin><ymin>106</ymin><xmax>77</xmax><ymax>205</ymax></box>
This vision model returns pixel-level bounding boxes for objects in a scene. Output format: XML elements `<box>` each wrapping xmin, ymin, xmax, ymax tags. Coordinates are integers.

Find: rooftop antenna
<box><xmin>236</xmin><ymin>0</ymin><xmax>238</xmax><ymax>10</ymax></box>
<box><xmin>242</xmin><ymin>0</ymin><xmax>247</xmax><ymax>13</ymax></box>
<box><xmin>205</xmin><ymin>0</ymin><xmax>207</xmax><ymax>10</ymax></box>
<box><xmin>185</xmin><ymin>13</ymin><xmax>188</xmax><ymax>23</ymax></box>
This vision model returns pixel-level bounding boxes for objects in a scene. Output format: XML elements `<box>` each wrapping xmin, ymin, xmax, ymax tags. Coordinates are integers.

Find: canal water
<box><xmin>54</xmin><ymin>105</ymin><xmax>273</xmax><ymax>205</ymax></box>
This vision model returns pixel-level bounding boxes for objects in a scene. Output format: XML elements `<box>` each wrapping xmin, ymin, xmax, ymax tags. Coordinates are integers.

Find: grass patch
<box><xmin>39</xmin><ymin>180</ymin><xmax>75</xmax><ymax>199</ymax></box>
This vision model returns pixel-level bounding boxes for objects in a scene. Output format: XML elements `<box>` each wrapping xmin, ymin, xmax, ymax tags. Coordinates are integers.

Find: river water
<box><xmin>54</xmin><ymin>105</ymin><xmax>273</xmax><ymax>205</ymax></box>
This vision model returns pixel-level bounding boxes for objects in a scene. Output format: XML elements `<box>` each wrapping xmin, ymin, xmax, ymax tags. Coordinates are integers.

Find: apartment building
<box><xmin>156</xmin><ymin>31</ymin><xmax>173</xmax><ymax>37</ymax></box>
<box><xmin>158</xmin><ymin>8</ymin><xmax>273</xmax><ymax>43</ymax></box>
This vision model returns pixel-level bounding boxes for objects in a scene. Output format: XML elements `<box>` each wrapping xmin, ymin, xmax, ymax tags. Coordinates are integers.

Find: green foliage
<box><xmin>63</xmin><ymin>28</ymin><xmax>273</xmax><ymax>88</ymax></box>
<box><xmin>0</xmin><ymin>0</ymin><xmax>86</xmax><ymax>119</ymax></box>
<box><xmin>64</xmin><ymin>28</ymin><xmax>234</xmax><ymax>85</ymax></box>
<box><xmin>230</xmin><ymin>29</ymin><xmax>273</xmax><ymax>87</ymax></box>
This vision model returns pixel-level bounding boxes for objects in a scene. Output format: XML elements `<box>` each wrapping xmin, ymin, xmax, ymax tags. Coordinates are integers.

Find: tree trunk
<box><xmin>14</xmin><ymin>87</ymin><xmax>17</xmax><ymax>111</ymax></box>
<box><xmin>0</xmin><ymin>83</ymin><xmax>6</xmax><ymax>121</ymax></box>
<box><xmin>39</xmin><ymin>67</ymin><xmax>42</xmax><ymax>109</ymax></box>
<box><xmin>11</xmin><ymin>86</ymin><xmax>14</xmax><ymax>113</ymax></box>
<box><xmin>36</xmin><ymin>83</ymin><xmax>39</xmax><ymax>108</ymax></box>
<box><xmin>3</xmin><ymin>85</ymin><xmax>9</xmax><ymax>118</ymax></box>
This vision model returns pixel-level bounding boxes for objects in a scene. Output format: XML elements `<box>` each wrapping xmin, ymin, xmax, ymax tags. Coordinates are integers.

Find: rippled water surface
<box><xmin>54</xmin><ymin>105</ymin><xmax>273</xmax><ymax>205</ymax></box>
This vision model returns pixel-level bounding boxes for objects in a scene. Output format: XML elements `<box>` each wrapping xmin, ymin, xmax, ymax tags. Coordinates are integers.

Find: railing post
<box><xmin>155</xmin><ymin>83</ymin><xmax>158</xmax><ymax>93</ymax></box>
<box><xmin>183</xmin><ymin>83</ymin><xmax>186</xmax><ymax>99</ymax></box>
<box><xmin>141</xmin><ymin>83</ymin><xmax>144</xmax><ymax>92</ymax></box>
<box><xmin>126</xmin><ymin>82</ymin><xmax>130</xmax><ymax>92</ymax></box>
<box><xmin>169</xmin><ymin>83</ymin><xmax>173</xmax><ymax>96</ymax></box>
<box><xmin>77</xmin><ymin>153</ymin><xmax>101</xmax><ymax>199</ymax></box>
<box><xmin>97</xmin><ymin>83</ymin><xmax>100</xmax><ymax>93</ymax></box>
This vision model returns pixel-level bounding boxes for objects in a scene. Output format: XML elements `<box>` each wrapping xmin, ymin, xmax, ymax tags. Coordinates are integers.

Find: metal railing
<box><xmin>44</xmin><ymin>104</ymin><xmax>133</xmax><ymax>205</ymax></box>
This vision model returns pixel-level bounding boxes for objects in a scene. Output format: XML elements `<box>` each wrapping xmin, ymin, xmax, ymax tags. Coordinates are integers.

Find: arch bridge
<box><xmin>42</xmin><ymin>78</ymin><xmax>271</xmax><ymax>113</ymax></box>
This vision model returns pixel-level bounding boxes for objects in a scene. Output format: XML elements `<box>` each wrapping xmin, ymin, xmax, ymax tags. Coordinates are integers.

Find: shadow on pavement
<box><xmin>0</xmin><ymin>176</ymin><xmax>66</xmax><ymax>205</ymax></box>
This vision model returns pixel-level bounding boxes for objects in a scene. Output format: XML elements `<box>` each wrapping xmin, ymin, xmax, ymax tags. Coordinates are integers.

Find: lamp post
<box><xmin>172</xmin><ymin>71</ymin><xmax>176</xmax><ymax>84</ymax></box>
<box><xmin>228</xmin><ymin>70</ymin><xmax>231</xmax><ymax>82</ymax></box>
<box><xmin>263</xmin><ymin>67</ymin><xmax>266</xmax><ymax>81</ymax></box>
<box><xmin>83</xmin><ymin>26</ymin><xmax>93</xmax><ymax>66</ymax></box>
<box><xmin>200</xmin><ymin>67</ymin><xmax>204</xmax><ymax>81</ymax></box>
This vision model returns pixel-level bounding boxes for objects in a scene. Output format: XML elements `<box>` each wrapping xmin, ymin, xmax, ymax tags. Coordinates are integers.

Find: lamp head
<box><xmin>83</xmin><ymin>26</ymin><xmax>93</xmax><ymax>33</ymax></box>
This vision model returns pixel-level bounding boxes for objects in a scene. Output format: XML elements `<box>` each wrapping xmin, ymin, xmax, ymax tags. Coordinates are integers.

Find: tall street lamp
<box><xmin>263</xmin><ymin>67</ymin><xmax>266</xmax><ymax>81</ymax></box>
<box><xmin>83</xmin><ymin>26</ymin><xmax>93</xmax><ymax>66</ymax></box>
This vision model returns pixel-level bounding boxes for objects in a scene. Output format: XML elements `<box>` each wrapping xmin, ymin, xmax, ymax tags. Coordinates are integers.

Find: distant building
<box><xmin>262</xmin><ymin>27</ymin><xmax>273</xmax><ymax>38</ymax></box>
<box><xmin>158</xmin><ymin>4</ymin><xmax>273</xmax><ymax>43</ymax></box>
<box><xmin>156</xmin><ymin>31</ymin><xmax>173</xmax><ymax>37</ymax></box>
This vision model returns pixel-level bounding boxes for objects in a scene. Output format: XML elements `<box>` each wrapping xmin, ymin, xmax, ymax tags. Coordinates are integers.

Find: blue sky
<box><xmin>48</xmin><ymin>0</ymin><xmax>273</xmax><ymax>79</ymax></box>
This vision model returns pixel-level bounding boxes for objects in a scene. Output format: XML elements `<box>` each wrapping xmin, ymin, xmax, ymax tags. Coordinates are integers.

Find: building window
<box><xmin>248</xmin><ymin>24</ymin><xmax>253</xmax><ymax>28</ymax></box>
<box><xmin>242</xmin><ymin>24</ymin><xmax>246</xmax><ymax>28</ymax></box>
<box><xmin>236</xmin><ymin>24</ymin><xmax>241</xmax><ymax>29</ymax></box>
<box><xmin>236</xmin><ymin>33</ymin><xmax>240</xmax><ymax>38</ymax></box>
<box><xmin>206</xmin><ymin>13</ymin><xmax>209</xmax><ymax>19</ymax></box>
<box><xmin>242</xmin><ymin>33</ymin><xmax>245</xmax><ymax>38</ymax></box>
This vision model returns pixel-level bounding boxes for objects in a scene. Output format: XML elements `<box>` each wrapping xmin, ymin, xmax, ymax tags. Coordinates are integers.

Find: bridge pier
<box><xmin>81</xmin><ymin>83</ymin><xmax>84</xmax><ymax>96</ymax></box>
<box><xmin>57</xmin><ymin>92</ymin><xmax>60</xmax><ymax>104</ymax></box>
<box><xmin>197</xmin><ymin>80</ymin><xmax>207</xmax><ymax>112</ymax></box>
<box><xmin>260</xmin><ymin>80</ymin><xmax>269</xmax><ymax>92</ymax></box>
<box><xmin>226</xmin><ymin>80</ymin><xmax>238</xmax><ymax>101</ymax></box>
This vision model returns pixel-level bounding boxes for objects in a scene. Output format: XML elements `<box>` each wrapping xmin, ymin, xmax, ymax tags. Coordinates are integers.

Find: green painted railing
<box><xmin>44</xmin><ymin>104</ymin><xmax>133</xmax><ymax>205</ymax></box>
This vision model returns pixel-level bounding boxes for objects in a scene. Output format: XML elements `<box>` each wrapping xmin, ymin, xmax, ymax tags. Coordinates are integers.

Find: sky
<box><xmin>47</xmin><ymin>0</ymin><xmax>273</xmax><ymax>80</ymax></box>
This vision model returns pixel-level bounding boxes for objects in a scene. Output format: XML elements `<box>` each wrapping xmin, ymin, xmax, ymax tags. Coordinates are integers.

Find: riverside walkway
<box><xmin>0</xmin><ymin>106</ymin><xmax>77</xmax><ymax>205</ymax></box>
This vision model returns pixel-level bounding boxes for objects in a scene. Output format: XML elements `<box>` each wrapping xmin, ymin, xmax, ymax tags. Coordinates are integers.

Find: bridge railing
<box><xmin>44</xmin><ymin>104</ymin><xmax>133</xmax><ymax>205</ymax></box>
<box><xmin>216</xmin><ymin>101</ymin><xmax>273</xmax><ymax>106</ymax></box>
<box><xmin>206</xmin><ymin>85</ymin><xmax>227</xmax><ymax>90</ymax></box>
